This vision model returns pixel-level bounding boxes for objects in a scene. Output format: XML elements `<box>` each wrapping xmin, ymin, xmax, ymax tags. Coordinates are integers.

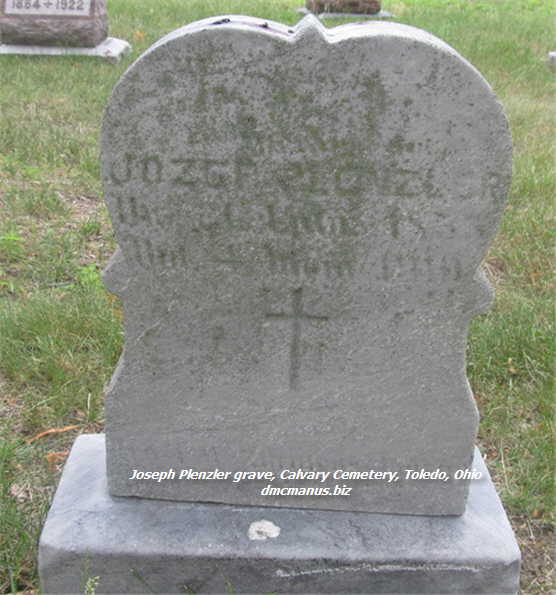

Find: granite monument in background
<box><xmin>0</xmin><ymin>0</ymin><xmax>130</xmax><ymax>62</ymax></box>
<box><xmin>307</xmin><ymin>0</ymin><xmax>381</xmax><ymax>15</ymax></box>
<box><xmin>39</xmin><ymin>14</ymin><xmax>521</xmax><ymax>593</ymax></box>
<box><xmin>303</xmin><ymin>0</ymin><xmax>394</xmax><ymax>19</ymax></box>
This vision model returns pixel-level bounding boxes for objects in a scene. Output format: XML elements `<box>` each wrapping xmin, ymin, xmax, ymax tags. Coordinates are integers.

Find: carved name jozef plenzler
<box><xmin>3</xmin><ymin>0</ymin><xmax>92</xmax><ymax>17</ymax></box>
<box><xmin>108</xmin><ymin>150</ymin><xmax>464</xmax><ymax>287</ymax></box>
<box><xmin>108</xmin><ymin>151</ymin><xmax>362</xmax><ymax>281</ymax></box>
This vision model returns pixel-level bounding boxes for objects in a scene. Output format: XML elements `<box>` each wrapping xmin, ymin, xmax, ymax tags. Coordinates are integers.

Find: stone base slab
<box><xmin>297</xmin><ymin>7</ymin><xmax>395</xmax><ymax>18</ymax></box>
<box><xmin>0</xmin><ymin>37</ymin><xmax>131</xmax><ymax>63</ymax></box>
<box><xmin>39</xmin><ymin>434</ymin><xmax>520</xmax><ymax>593</ymax></box>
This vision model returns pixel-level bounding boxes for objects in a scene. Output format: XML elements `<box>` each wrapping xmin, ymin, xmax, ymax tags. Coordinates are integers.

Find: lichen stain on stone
<box><xmin>387</xmin><ymin>133</ymin><xmax>415</xmax><ymax>156</ymax></box>
<box><xmin>425</xmin><ymin>60</ymin><xmax>440</xmax><ymax>87</ymax></box>
<box><xmin>359</xmin><ymin>70</ymin><xmax>388</xmax><ymax>139</ymax></box>
<box><xmin>157</xmin><ymin>71</ymin><xmax>176</xmax><ymax>90</ymax></box>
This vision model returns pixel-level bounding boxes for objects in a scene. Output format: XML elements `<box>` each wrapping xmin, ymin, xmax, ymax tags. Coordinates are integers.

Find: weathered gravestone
<box><xmin>102</xmin><ymin>13</ymin><xmax>510</xmax><ymax>517</ymax></box>
<box><xmin>0</xmin><ymin>0</ymin><xmax>130</xmax><ymax>62</ymax></box>
<box><xmin>39</xmin><ymin>15</ymin><xmax>521</xmax><ymax>593</ymax></box>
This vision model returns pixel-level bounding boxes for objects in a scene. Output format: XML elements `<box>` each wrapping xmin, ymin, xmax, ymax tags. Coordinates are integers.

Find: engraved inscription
<box><xmin>265</xmin><ymin>287</ymin><xmax>328</xmax><ymax>390</ymax></box>
<box><xmin>264</xmin><ymin>245</ymin><xmax>355</xmax><ymax>279</ymax></box>
<box><xmin>4</xmin><ymin>0</ymin><xmax>92</xmax><ymax>17</ymax></box>
<box><xmin>265</xmin><ymin>202</ymin><xmax>356</xmax><ymax>238</ymax></box>
<box><xmin>142</xmin><ymin>155</ymin><xmax>163</xmax><ymax>184</ymax></box>
<box><xmin>108</xmin><ymin>153</ymin><xmax>375</xmax><ymax>198</ymax></box>
<box><xmin>108</xmin><ymin>145</ymin><xmax>466</xmax><ymax>285</ymax></box>
<box><xmin>107</xmin><ymin>150</ymin><xmax>367</xmax><ymax>281</ymax></box>
<box><xmin>110</xmin><ymin>154</ymin><xmax>134</xmax><ymax>186</ymax></box>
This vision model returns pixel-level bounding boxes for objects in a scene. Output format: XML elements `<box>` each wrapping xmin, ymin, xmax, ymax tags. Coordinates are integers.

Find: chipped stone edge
<box><xmin>248</xmin><ymin>519</ymin><xmax>281</xmax><ymax>541</ymax></box>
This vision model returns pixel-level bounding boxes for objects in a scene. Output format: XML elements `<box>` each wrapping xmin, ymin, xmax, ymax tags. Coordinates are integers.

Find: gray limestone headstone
<box><xmin>101</xmin><ymin>14</ymin><xmax>511</xmax><ymax>515</ymax></box>
<box><xmin>0</xmin><ymin>0</ymin><xmax>107</xmax><ymax>47</ymax></box>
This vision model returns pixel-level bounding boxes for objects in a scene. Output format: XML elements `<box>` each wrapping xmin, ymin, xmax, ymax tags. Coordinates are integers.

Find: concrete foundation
<box><xmin>39</xmin><ymin>434</ymin><xmax>520</xmax><ymax>593</ymax></box>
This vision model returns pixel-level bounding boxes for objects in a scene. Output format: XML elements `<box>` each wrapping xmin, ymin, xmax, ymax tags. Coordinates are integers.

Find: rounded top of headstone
<box><xmin>102</xmin><ymin>14</ymin><xmax>511</xmax><ymax>310</ymax></box>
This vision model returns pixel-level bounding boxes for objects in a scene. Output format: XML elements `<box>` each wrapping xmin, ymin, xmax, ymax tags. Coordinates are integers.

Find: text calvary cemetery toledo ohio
<box><xmin>38</xmin><ymin>13</ymin><xmax>521</xmax><ymax>595</ymax></box>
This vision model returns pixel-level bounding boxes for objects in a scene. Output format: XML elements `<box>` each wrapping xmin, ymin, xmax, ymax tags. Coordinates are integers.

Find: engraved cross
<box><xmin>265</xmin><ymin>287</ymin><xmax>328</xmax><ymax>391</ymax></box>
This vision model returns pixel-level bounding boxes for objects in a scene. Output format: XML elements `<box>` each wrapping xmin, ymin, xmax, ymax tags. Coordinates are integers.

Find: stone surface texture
<box><xmin>39</xmin><ymin>434</ymin><xmax>521</xmax><ymax>594</ymax></box>
<box><xmin>101</xmin><ymin>15</ymin><xmax>512</xmax><ymax>514</ymax></box>
<box><xmin>307</xmin><ymin>0</ymin><xmax>381</xmax><ymax>14</ymax></box>
<box><xmin>0</xmin><ymin>0</ymin><xmax>108</xmax><ymax>47</ymax></box>
<box><xmin>0</xmin><ymin>36</ymin><xmax>130</xmax><ymax>62</ymax></box>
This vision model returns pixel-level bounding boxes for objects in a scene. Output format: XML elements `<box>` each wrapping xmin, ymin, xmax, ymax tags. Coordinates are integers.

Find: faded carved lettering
<box><xmin>142</xmin><ymin>156</ymin><xmax>163</xmax><ymax>184</ymax></box>
<box><xmin>110</xmin><ymin>154</ymin><xmax>134</xmax><ymax>186</ymax></box>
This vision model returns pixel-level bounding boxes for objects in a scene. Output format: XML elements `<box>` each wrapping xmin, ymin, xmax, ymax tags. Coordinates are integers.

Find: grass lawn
<box><xmin>0</xmin><ymin>0</ymin><xmax>554</xmax><ymax>592</ymax></box>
